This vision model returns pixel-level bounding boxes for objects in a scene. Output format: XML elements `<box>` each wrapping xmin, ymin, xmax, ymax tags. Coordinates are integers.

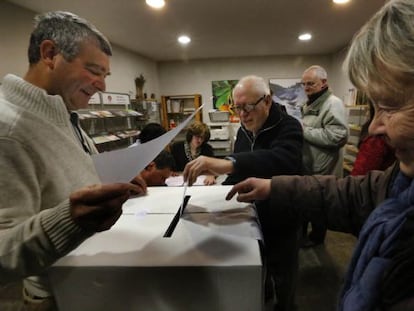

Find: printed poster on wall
<box><xmin>269</xmin><ymin>78</ymin><xmax>307</xmax><ymax>121</ymax></box>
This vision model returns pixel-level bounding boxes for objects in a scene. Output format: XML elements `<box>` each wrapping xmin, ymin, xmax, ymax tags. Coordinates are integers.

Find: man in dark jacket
<box><xmin>184</xmin><ymin>75</ymin><xmax>303</xmax><ymax>311</ymax></box>
<box><xmin>183</xmin><ymin>75</ymin><xmax>303</xmax><ymax>184</ymax></box>
<box><xmin>223</xmin><ymin>97</ymin><xmax>303</xmax><ymax>184</ymax></box>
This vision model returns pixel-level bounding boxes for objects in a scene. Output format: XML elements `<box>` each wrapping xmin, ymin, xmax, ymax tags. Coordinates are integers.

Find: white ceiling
<box><xmin>7</xmin><ymin>0</ymin><xmax>385</xmax><ymax>62</ymax></box>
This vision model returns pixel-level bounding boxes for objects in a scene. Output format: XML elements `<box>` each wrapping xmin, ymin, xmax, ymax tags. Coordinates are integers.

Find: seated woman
<box><xmin>170</xmin><ymin>121</ymin><xmax>216</xmax><ymax>185</ymax></box>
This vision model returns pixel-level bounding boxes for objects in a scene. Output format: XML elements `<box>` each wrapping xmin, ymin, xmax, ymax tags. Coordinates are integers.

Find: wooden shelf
<box><xmin>343</xmin><ymin>162</ymin><xmax>353</xmax><ymax>172</ymax></box>
<box><xmin>349</xmin><ymin>124</ymin><xmax>362</xmax><ymax>131</ymax></box>
<box><xmin>345</xmin><ymin>144</ymin><xmax>359</xmax><ymax>154</ymax></box>
<box><xmin>160</xmin><ymin>94</ymin><xmax>202</xmax><ymax>131</ymax></box>
<box><xmin>344</xmin><ymin>104</ymin><xmax>367</xmax><ymax>174</ymax></box>
<box><xmin>345</xmin><ymin>104</ymin><xmax>369</xmax><ymax>109</ymax></box>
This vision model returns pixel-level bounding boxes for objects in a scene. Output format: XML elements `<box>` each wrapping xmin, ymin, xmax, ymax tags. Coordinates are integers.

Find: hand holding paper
<box><xmin>183</xmin><ymin>156</ymin><xmax>234</xmax><ymax>186</ymax></box>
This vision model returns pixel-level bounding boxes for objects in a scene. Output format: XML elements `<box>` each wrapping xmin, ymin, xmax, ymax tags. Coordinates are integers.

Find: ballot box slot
<box><xmin>163</xmin><ymin>195</ymin><xmax>191</xmax><ymax>238</ymax></box>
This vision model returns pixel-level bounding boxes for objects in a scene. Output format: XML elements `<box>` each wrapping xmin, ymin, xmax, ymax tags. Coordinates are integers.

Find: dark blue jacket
<box><xmin>340</xmin><ymin>172</ymin><xmax>414</xmax><ymax>311</ymax></box>
<box><xmin>223</xmin><ymin>102</ymin><xmax>303</xmax><ymax>185</ymax></box>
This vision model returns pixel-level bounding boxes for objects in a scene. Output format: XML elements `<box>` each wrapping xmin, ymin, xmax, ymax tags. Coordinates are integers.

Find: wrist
<box><xmin>224</xmin><ymin>156</ymin><xmax>236</xmax><ymax>173</ymax></box>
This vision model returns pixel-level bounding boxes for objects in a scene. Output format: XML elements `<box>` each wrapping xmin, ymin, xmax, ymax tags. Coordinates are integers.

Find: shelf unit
<box><xmin>79</xmin><ymin>92</ymin><xmax>148</xmax><ymax>152</ymax></box>
<box><xmin>207</xmin><ymin>122</ymin><xmax>232</xmax><ymax>158</ymax></box>
<box><xmin>161</xmin><ymin>94</ymin><xmax>202</xmax><ymax>142</ymax></box>
<box><xmin>343</xmin><ymin>104</ymin><xmax>369</xmax><ymax>173</ymax></box>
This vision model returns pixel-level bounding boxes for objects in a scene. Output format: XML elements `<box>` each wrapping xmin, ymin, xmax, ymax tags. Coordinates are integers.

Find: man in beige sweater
<box><xmin>0</xmin><ymin>11</ymin><xmax>143</xmax><ymax>310</ymax></box>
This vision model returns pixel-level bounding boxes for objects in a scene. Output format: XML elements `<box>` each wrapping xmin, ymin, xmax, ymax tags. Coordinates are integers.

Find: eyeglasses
<box><xmin>232</xmin><ymin>95</ymin><xmax>266</xmax><ymax>114</ymax></box>
<box><xmin>300</xmin><ymin>81</ymin><xmax>317</xmax><ymax>87</ymax></box>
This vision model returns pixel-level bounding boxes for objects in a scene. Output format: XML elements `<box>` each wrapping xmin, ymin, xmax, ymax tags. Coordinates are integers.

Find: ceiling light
<box><xmin>333</xmin><ymin>0</ymin><xmax>350</xmax><ymax>4</ymax></box>
<box><xmin>298</xmin><ymin>33</ymin><xmax>312</xmax><ymax>41</ymax></box>
<box><xmin>178</xmin><ymin>35</ymin><xmax>191</xmax><ymax>45</ymax></box>
<box><xmin>146</xmin><ymin>0</ymin><xmax>165</xmax><ymax>9</ymax></box>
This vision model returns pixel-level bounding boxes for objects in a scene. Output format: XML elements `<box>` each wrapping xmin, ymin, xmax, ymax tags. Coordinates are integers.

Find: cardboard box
<box><xmin>49</xmin><ymin>186</ymin><xmax>263</xmax><ymax>311</ymax></box>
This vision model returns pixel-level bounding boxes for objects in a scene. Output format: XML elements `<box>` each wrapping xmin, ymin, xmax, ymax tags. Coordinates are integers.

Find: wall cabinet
<box><xmin>343</xmin><ymin>105</ymin><xmax>368</xmax><ymax>173</ymax></box>
<box><xmin>161</xmin><ymin>94</ymin><xmax>202</xmax><ymax>142</ymax></box>
<box><xmin>79</xmin><ymin>92</ymin><xmax>147</xmax><ymax>152</ymax></box>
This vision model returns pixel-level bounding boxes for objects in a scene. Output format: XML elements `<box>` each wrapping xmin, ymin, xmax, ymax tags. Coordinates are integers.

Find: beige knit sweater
<box><xmin>0</xmin><ymin>74</ymin><xmax>99</xmax><ymax>297</ymax></box>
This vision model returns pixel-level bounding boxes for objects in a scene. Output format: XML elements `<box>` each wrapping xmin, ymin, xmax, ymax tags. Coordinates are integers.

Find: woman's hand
<box><xmin>226</xmin><ymin>177</ymin><xmax>271</xmax><ymax>202</ymax></box>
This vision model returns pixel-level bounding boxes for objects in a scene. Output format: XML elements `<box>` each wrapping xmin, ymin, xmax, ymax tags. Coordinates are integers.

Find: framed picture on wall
<box><xmin>269</xmin><ymin>78</ymin><xmax>307</xmax><ymax>121</ymax></box>
<box><xmin>211</xmin><ymin>80</ymin><xmax>238</xmax><ymax>111</ymax></box>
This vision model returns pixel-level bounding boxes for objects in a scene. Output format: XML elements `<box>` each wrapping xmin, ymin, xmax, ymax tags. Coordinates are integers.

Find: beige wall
<box><xmin>0</xmin><ymin>1</ymin><xmax>33</xmax><ymax>78</ymax></box>
<box><xmin>0</xmin><ymin>1</ymin><xmax>160</xmax><ymax>99</ymax></box>
<box><xmin>106</xmin><ymin>45</ymin><xmax>160</xmax><ymax>99</ymax></box>
<box><xmin>330</xmin><ymin>48</ymin><xmax>355</xmax><ymax>105</ymax></box>
<box><xmin>158</xmin><ymin>54</ymin><xmax>350</xmax><ymax>121</ymax></box>
<box><xmin>1</xmin><ymin>1</ymin><xmax>352</xmax><ymax>122</ymax></box>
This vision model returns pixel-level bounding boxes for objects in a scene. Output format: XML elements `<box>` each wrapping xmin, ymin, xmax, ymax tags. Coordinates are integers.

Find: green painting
<box><xmin>212</xmin><ymin>80</ymin><xmax>238</xmax><ymax>112</ymax></box>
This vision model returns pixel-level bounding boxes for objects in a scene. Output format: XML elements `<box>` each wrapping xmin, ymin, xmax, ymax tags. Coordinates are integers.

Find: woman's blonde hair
<box><xmin>344</xmin><ymin>0</ymin><xmax>414</xmax><ymax>98</ymax></box>
<box><xmin>186</xmin><ymin>121</ymin><xmax>211</xmax><ymax>143</ymax></box>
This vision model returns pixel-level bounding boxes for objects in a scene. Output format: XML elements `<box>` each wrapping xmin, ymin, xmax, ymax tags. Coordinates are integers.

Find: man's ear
<box><xmin>265</xmin><ymin>94</ymin><xmax>272</xmax><ymax>106</ymax></box>
<box><xmin>39</xmin><ymin>40</ymin><xmax>59</xmax><ymax>69</ymax></box>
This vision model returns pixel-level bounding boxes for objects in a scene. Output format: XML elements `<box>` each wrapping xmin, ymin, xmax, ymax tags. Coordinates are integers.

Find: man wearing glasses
<box><xmin>183</xmin><ymin>75</ymin><xmax>303</xmax><ymax>311</ymax></box>
<box><xmin>300</xmin><ymin>65</ymin><xmax>349</xmax><ymax>248</ymax></box>
<box><xmin>184</xmin><ymin>75</ymin><xmax>303</xmax><ymax>185</ymax></box>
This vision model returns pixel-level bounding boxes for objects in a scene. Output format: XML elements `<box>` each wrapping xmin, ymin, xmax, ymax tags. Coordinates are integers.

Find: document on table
<box><xmin>121</xmin><ymin>186</ymin><xmax>262</xmax><ymax>240</ymax></box>
<box><xmin>165</xmin><ymin>175</ymin><xmax>207</xmax><ymax>186</ymax></box>
<box><xmin>123</xmin><ymin>186</ymin><xmax>252</xmax><ymax>215</ymax></box>
<box><xmin>92</xmin><ymin>105</ymin><xmax>203</xmax><ymax>183</ymax></box>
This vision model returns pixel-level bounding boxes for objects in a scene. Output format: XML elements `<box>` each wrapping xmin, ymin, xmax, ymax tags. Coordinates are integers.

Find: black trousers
<box><xmin>257</xmin><ymin>201</ymin><xmax>301</xmax><ymax>311</ymax></box>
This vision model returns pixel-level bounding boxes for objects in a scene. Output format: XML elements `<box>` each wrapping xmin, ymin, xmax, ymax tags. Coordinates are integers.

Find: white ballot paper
<box><xmin>93</xmin><ymin>105</ymin><xmax>203</xmax><ymax>183</ymax></box>
<box><xmin>165</xmin><ymin>175</ymin><xmax>207</xmax><ymax>186</ymax></box>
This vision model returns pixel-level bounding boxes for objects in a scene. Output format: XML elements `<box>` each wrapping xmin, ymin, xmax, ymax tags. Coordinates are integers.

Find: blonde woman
<box><xmin>171</xmin><ymin>121</ymin><xmax>216</xmax><ymax>185</ymax></box>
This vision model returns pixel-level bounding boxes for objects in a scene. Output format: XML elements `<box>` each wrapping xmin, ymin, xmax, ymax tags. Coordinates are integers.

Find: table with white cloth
<box><xmin>49</xmin><ymin>185</ymin><xmax>263</xmax><ymax>311</ymax></box>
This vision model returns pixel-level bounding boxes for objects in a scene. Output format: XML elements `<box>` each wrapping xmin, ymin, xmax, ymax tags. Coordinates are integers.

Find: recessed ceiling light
<box><xmin>333</xmin><ymin>0</ymin><xmax>350</xmax><ymax>4</ymax></box>
<box><xmin>178</xmin><ymin>35</ymin><xmax>191</xmax><ymax>45</ymax></box>
<box><xmin>298</xmin><ymin>33</ymin><xmax>312</xmax><ymax>41</ymax></box>
<box><xmin>146</xmin><ymin>0</ymin><xmax>165</xmax><ymax>9</ymax></box>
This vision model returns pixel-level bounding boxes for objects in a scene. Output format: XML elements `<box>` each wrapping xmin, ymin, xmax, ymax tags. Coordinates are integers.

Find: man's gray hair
<box><xmin>344</xmin><ymin>0</ymin><xmax>414</xmax><ymax>96</ymax></box>
<box><xmin>304</xmin><ymin>65</ymin><xmax>328</xmax><ymax>80</ymax></box>
<box><xmin>233</xmin><ymin>75</ymin><xmax>270</xmax><ymax>97</ymax></box>
<box><xmin>28</xmin><ymin>11</ymin><xmax>112</xmax><ymax>64</ymax></box>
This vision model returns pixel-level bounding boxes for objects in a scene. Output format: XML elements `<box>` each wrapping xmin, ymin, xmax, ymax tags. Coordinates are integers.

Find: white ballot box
<box><xmin>49</xmin><ymin>186</ymin><xmax>263</xmax><ymax>311</ymax></box>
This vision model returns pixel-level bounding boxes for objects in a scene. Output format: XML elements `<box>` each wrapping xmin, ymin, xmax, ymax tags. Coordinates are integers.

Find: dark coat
<box><xmin>170</xmin><ymin>140</ymin><xmax>214</xmax><ymax>172</ymax></box>
<box><xmin>222</xmin><ymin>103</ymin><xmax>304</xmax><ymax>311</ymax></box>
<box><xmin>268</xmin><ymin>164</ymin><xmax>414</xmax><ymax>310</ymax></box>
<box><xmin>223</xmin><ymin>102</ymin><xmax>304</xmax><ymax>185</ymax></box>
